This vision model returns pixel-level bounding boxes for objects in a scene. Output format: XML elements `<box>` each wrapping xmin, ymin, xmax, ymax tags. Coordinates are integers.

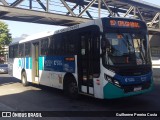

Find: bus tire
<box><xmin>64</xmin><ymin>77</ymin><xmax>79</xmax><ymax>99</ymax></box>
<box><xmin>21</xmin><ymin>71</ymin><xmax>28</xmax><ymax>86</ymax></box>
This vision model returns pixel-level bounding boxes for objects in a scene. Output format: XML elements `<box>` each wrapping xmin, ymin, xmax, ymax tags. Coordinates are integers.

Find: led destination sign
<box><xmin>110</xmin><ymin>20</ymin><xmax>140</xmax><ymax>28</ymax></box>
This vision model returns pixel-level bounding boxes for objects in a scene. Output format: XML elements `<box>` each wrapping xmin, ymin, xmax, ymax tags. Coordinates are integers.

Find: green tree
<box><xmin>0</xmin><ymin>21</ymin><xmax>12</xmax><ymax>47</ymax></box>
<box><xmin>0</xmin><ymin>21</ymin><xmax>12</xmax><ymax>63</ymax></box>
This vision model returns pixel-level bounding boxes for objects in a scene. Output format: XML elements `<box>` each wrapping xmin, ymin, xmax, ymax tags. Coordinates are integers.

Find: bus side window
<box><xmin>19</xmin><ymin>44</ymin><xmax>24</xmax><ymax>57</ymax></box>
<box><xmin>9</xmin><ymin>46</ymin><xmax>14</xmax><ymax>58</ymax></box>
<box><xmin>63</xmin><ymin>33</ymin><xmax>77</xmax><ymax>55</ymax></box>
<box><xmin>92</xmin><ymin>33</ymin><xmax>100</xmax><ymax>76</ymax></box>
<box><xmin>81</xmin><ymin>36</ymin><xmax>86</xmax><ymax>55</ymax></box>
<box><xmin>49</xmin><ymin>36</ymin><xmax>55</xmax><ymax>55</ymax></box>
<box><xmin>68</xmin><ymin>33</ymin><xmax>76</xmax><ymax>55</ymax></box>
<box><xmin>41</xmin><ymin>38</ymin><xmax>49</xmax><ymax>56</ymax></box>
<box><xmin>13</xmin><ymin>45</ymin><xmax>18</xmax><ymax>58</ymax></box>
<box><xmin>62</xmin><ymin>35</ymin><xmax>68</xmax><ymax>55</ymax></box>
<box><xmin>55</xmin><ymin>35</ymin><xmax>62</xmax><ymax>55</ymax></box>
<box><xmin>25</xmin><ymin>42</ymin><xmax>31</xmax><ymax>57</ymax></box>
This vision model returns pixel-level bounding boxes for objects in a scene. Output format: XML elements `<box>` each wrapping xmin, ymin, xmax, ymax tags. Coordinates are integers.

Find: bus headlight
<box><xmin>113</xmin><ymin>80</ymin><xmax>120</xmax><ymax>87</ymax></box>
<box><xmin>104</xmin><ymin>74</ymin><xmax>120</xmax><ymax>87</ymax></box>
<box><xmin>106</xmin><ymin>76</ymin><xmax>112</xmax><ymax>82</ymax></box>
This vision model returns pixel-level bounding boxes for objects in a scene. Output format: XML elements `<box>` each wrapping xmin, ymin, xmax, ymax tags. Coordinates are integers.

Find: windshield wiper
<box><xmin>121</xmin><ymin>34</ymin><xmax>134</xmax><ymax>55</ymax></box>
<box><xmin>136</xmin><ymin>39</ymin><xmax>146</xmax><ymax>64</ymax></box>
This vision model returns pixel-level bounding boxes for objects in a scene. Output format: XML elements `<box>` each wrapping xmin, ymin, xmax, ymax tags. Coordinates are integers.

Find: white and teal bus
<box><xmin>8</xmin><ymin>17</ymin><xmax>153</xmax><ymax>99</ymax></box>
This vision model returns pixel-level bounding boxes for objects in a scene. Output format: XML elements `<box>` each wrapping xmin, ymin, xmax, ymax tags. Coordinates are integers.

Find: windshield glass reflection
<box><xmin>102</xmin><ymin>33</ymin><xmax>150</xmax><ymax>66</ymax></box>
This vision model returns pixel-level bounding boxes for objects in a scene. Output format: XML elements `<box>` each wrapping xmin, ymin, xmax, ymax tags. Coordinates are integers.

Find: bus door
<box><xmin>78</xmin><ymin>32</ymin><xmax>95</xmax><ymax>95</ymax></box>
<box><xmin>32</xmin><ymin>42</ymin><xmax>39</xmax><ymax>83</ymax></box>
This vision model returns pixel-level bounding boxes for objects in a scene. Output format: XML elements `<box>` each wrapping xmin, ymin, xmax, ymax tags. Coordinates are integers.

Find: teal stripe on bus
<box><xmin>26</xmin><ymin>57</ymin><xmax>29</xmax><ymax>69</ymax></box>
<box><xmin>103</xmin><ymin>81</ymin><xmax>153</xmax><ymax>99</ymax></box>
<box><xmin>39</xmin><ymin>57</ymin><xmax>43</xmax><ymax>70</ymax></box>
<box><xmin>30</xmin><ymin>57</ymin><xmax>32</xmax><ymax>69</ymax></box>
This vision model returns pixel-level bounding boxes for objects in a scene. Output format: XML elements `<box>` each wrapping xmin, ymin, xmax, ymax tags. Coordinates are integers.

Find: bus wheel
<box><xmin>65</xmin><ymin>79</ymin><xmax>79</xmax><ymax>99</ymax></box>
<box><xmin>21</xmin><ymin>72</ymin><xmax>28</xmax><ymax>86</ymax></box>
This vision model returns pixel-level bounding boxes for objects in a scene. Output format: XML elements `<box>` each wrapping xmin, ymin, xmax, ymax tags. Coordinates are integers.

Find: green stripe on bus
<box><xmin>30</xmin><ymin>58</ymin><xmax>32</xmax><ymax>69</ymax></box>
<box><xmin>103</xmin><ymin>82</ymin><xmax>153</xmax><ymax>99</ymax></box>
<box><xmin>103</xmin><ymin>83</ymin><xmax>124</xmax><ymax>99</ymax></box>
<box><xmin>39</xmin><ymin>57</ymin><xmax>43</xmax><ymax>70</ymax></box>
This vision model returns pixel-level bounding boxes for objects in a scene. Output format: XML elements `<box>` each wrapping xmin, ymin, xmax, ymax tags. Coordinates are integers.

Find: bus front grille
<box><xmin>122</xmin><ymin>81</ymin><xmax>151</xmax><ymax>93</ymax></box>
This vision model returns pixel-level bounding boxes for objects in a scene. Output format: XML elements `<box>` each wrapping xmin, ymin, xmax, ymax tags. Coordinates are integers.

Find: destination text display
<box><xmin>110</xmin><ymin>20</ymin><xmax>140</xmax><ymax>28</ymax></box>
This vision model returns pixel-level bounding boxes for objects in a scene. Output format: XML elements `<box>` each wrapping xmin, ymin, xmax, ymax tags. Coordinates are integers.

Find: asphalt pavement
<box><xmin>0</xmin><ymin>74</ymin><xmax>160</xmax><ymax>120</ymax></box>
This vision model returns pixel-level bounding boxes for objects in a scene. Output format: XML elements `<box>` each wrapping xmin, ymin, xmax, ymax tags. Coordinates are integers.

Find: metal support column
<box><xmin>36</xmin><ymin>0</ymin><xmax>46</xmax><ymax>11</ymax></box>
<box><xmin>81</xmin><ymin>5</ymin><xmax>93</xmax><ymax>18</ymax></box>
<box><xmin>101</xmin><ymin>0</ymin><xmax>114</xmax><ymax>17</ymax></box>
<box><xmin>98</xmin><ymin>0</ymin><xmax>101</xmax><ymax>18</ymax></box>
<box><xmin>159</xmin><ymin>13</ymin><xmax>160</xmax><ymax>29</ymax></box>
<box><xmin>10</xmin><ymin>0</ymin><xmax>25</xmax><ymax>7</ymax></box>
<box><xmin>136</xmin><ymin>8</ymin><xmax>145</xmax><ymax>21</ymax></box>
<box><xmin>66</xmin><ymin>4</ymin><xmax>78</xmax><ymax>15</ymax></box>
<box><xmin>124</xmin><ymin>6</ymin><xmax>134</xmax><ymax>17</ymax></box>
<box><xmin>1</xmin><ymin>0</ymin><xmax>9</xmax><ymax>6</ymax></box>
<box><xmin>78</xmin><ymin>0</ymin><xmax>96</xmax><ymax>17</ymax></box>
<box><xmin>60</xmin><ymin>0</ymin><xmax>76</xmax><ymax>16</ymax></box>
<box><xmin>149</xmin><ymin>13</ymin><xmax>160</xmax><ymax>27</ymax></box>
<box><xmin>134</xmin><ymin>7</ymin><xmax>136</xmax><ymax>18</ymax></box>
<box><xmin>46</xmin><ymin>0</ymin><xmax>49</xmax><ymax>12</ymax></box>
<box><xmin>79</xmin><ymin>5</ymin><xmax>81</xmax><ymax>13</ymax></box>
<box><xmin>29</xmin><ymin>0</ymin><xmax>32</xmax><ymax>9</ymax></box>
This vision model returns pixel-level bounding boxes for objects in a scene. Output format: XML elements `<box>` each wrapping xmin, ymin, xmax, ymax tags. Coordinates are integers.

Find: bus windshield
<box><xmin>102</xmin><ymin>32</ymin><xmax>151</xmax><ymax>66</ymax></box>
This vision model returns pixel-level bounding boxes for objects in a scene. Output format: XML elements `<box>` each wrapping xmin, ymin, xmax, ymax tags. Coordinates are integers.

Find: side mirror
<box><xmin>101</xmin><ymin>38</ymin><xmax>111</xmax><ymax>57</ymax></box>
<box><xmin>101</xmin><ymin>38</ymin><xmax>111</xmax><ymax>48</ymax></box>
<box><xmin>101</xmin><ymin>39</ymin><xmax>106</xmax><ymax>49</ymax></box>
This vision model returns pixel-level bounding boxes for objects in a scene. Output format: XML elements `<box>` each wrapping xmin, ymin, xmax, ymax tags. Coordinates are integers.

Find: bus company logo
<box><xmin>54</xmin><ymin>60</ymin><xmax>62</xmax><ymax>66</ymax></box>
<box><xmin>125</xmin><ymin>78</ymin><xmax>135</xmax><ymax>83</ymax></box>
<box><xmin>44</xmin><ymin>60</ymin><xmax>53</xmax><ymax>67</ymax></box>
<box><xmin>141</xmin><ymin>76</ymin><xmax>147</xmax><ymax>81</ymax></box>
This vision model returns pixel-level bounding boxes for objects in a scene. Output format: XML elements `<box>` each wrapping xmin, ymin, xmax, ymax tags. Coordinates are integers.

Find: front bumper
<box><xmin>103</xmin><ymin>81</ymin><xmax>153</xmax><ymax>99</ymax></box>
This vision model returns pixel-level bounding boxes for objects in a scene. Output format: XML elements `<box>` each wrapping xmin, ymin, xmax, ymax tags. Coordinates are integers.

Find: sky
<box><xmin>1</xmin><ymin>0</ymin><xmax>160</xmax><ymax>39</ymax></box>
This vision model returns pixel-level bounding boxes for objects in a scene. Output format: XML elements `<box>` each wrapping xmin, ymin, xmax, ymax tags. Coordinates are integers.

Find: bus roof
<box><xmin>7</xmin><ymin>31</ymin><xmax>54</xmax><ymax>45</ymax></box>
<box><xmin>10</xmin><ymin>19</ymin><xmax>94</xmax><ymax>45</ymax></box>
<box><xmin>19</xmin><ymin>31</ymin><xmax>55</xmax><ymax>44</ymax></box>
<box><xmin>10</xmin><ymin>31</ymin><xmax>55</xmax><ymax>45</ymax></box>
<box><xmin>10</xmin><ymin>17</ymin><xmax>145</xmax><ymax>45</ymax></box>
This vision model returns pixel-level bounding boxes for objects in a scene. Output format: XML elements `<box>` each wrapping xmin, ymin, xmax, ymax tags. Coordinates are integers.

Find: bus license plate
<box><xmin>134</xmin><ymin>87</ymin><xmax>142</xmax><ymax>91</ymax></box>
